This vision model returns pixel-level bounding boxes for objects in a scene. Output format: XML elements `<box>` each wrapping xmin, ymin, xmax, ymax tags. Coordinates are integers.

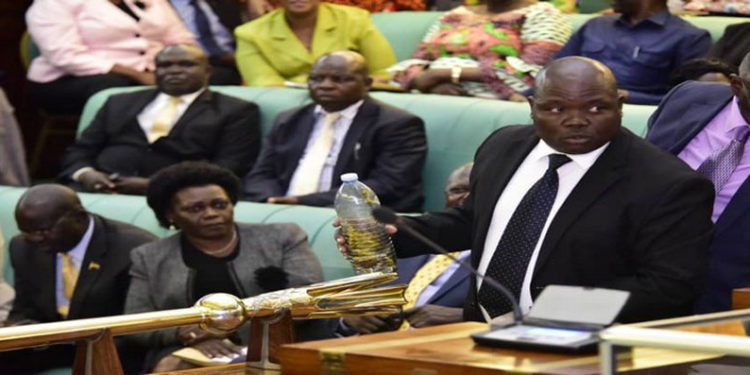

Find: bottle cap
<box><xmin>340</xmin><ymin>173</ymin><xmax>359</xmax><ymax>182</ymax></box>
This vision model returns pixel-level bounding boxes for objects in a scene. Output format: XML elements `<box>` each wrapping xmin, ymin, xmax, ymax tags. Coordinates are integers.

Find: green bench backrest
<box><xmin>77</xmin><ymin>87</ymin><xmax>656</xmax><ymax>212</ymax></box>
<box><xmin>0</xmin><ymin>186</ymin><xmax>346</xmax><ymax>286</ymax></box>
<box><xmin>369</xmin><ymin>12</ymin><xmax>745</xmax><ymax>61</ymax></box>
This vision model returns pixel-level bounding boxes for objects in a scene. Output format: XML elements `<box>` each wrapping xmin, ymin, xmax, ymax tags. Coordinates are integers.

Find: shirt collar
<box><xmin>617</xmin><ymin>9</ymin><xmax>670</xmax><ymax>27</ymax></box>
<box><xmin>156</xmin><ymin>87</ymin><xmax>206</xmax><ymax>105</ymax></box>
<box><xmin>530</xmin><ymin>138</ymin><xmax>610</xmax><ymax>170</ymax></box>
<box><xmin>314</xmin><ymin>99</ymin><xmax>365</xmax><ymax>120</ymax></box>
<box><xmin>62</xmin><ymin>215</ymin><xmax>94</xmax><ymax>264</ymax></box>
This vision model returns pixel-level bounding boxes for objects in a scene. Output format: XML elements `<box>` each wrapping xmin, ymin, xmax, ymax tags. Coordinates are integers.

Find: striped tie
<box><xmin>57</xmin><ymin>253</ymin><xmax>78</xmax><ymax>318</ymax></box>
<box><xmin>399</xmin><ymin>253</ymin><xmax>459</xmax><ymax>330</ymax></box>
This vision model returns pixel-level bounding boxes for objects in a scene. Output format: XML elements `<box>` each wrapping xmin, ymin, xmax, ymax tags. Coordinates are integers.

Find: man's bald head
<box><xmin>308</xmin><ymin>51</ymin><xmax>372</xmax><ymax>112</ymax></box>
<box><xmin>529</xmin><ymin>57</ymin><xmax>624</xmax><ymax>154</ymax></box>
<box><xmin>535</xmin><ymin>57</ymin><xmax>619</xmax><ymax>99</ymax></box>
<box><xmin>15</xmin><ymin>184</ymin><xmax>89</xmax><ymax>253</ymax></box>
<box><xmin>312</xmin><ymin>51</ymin><xmax>369</xmax><ymax>77</ymax></box>
<box><xmin>731</xmin><ymin>51</ymin><xmax>750</xmax><ymax>124</ymax></box>
<box><xmin>739</xmin><ymin>52</ymin><xmax>750</xmax><ymax>78</ymax></box>
<box><xmin>16</xmin><ymin>185</ymin><xmax>82</xmax><ymax>217</ymax></box>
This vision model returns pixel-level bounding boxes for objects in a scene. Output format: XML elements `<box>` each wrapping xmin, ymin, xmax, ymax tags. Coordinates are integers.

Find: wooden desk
<box><xmin>279</xmin><ymin>322</ymin><xmax>733</xmax><ymax>375</ymax></box>
<box><xmin>153</xmin><ymin>321</ymin><xmax>748</xmax><ymax>375</ymax></box>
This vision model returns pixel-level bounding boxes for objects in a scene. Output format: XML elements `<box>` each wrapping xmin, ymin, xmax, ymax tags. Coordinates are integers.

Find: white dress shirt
<box><xmin>136</xmin><ymin>89</ymin><xmax>204</xmax><ymax>135</ymax></box>
<box><xmin>477</xmin><ymin>139</ymin><xmax>608</xmax><ymax>319</ymax></box>
<box><xmin>56</xmin><ymin>215</ymin><xmax>94</xmax><ymax>309</ymax></box>
<box><xmin>286</xmin><ymin>100</ymin><xmax>364</xmax><ymax>195</ymax></box>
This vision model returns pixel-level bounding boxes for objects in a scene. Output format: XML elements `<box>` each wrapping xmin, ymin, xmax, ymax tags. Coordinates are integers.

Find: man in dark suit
<box><xmin>709</xmin><ymin>22</ymin><xmax>750</xmax><ymax>69</ymax></box>
<box><xmin>243</xmin><ymin>51</ymin><xmax>427</xmax><ymax>212</ymax></box>
<box><xmin>5</xmin><ymin>184</ymin><xmax>156</xmax><ymax>372</ymax></box>
<box><xmin>351</xmin><ymin>57</ymin><xmax>715</xmax><ymax>324</ymax></box>
<box><xmin>168</xmin><ymin>0</ymin><xmax>243</xmax><ymax>84</ymax></box>
<box><xmin>60</xmin><ymin>44</ymin><xmax>260</xmax><ymax>195</ymax></box>
<box><xmin>646</xmin><ymin>51</ymin><xmax>750</xmax><ymax>313</ymax></box>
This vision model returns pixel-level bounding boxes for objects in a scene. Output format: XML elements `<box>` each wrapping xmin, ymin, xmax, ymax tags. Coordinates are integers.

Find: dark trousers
<box><xmin>209</xmin><ymin>64</ymin><xmax>242</xmax><ymax>85</ymax></box>
<box><xmin>28</xmin><ymin>74</ymin><xmax>139</xmax><ymax>115</ymax></box>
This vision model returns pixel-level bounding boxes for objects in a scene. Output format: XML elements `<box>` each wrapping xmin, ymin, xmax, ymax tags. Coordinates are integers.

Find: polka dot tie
<box><xmin>696</xmin><ymin>125</ymin><xmax>750</xmax><ymax>193</ymax></box>
<box><xmin>399</xmin><ymin>253</ymin><xmax>460</xmax><ymax>330</ymax></box>
<box><xmin>477</xmin><ymin>154</ymin><xmax>571</xmax><ymax>318</ymax></box>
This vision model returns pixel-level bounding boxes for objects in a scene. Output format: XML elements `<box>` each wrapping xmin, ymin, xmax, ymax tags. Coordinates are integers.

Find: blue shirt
<box><xmin>171</xmin><ymin>0</ymin><xmax>234</xmax><ymax>54</ymax></box>
<box><xmin>56</xmin><ymin>215</ymin><xmax>94</xmax><ymax>310</ymax></box>
<box><xmin>555</xmin><ymin>11</ymin><xmax>711</xmax><ymax>105</ymax></box>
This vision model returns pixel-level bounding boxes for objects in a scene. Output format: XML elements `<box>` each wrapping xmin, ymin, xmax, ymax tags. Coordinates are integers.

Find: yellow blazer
<box><xmin>234</xmin><ymin>3</ymin><xmax>396</xmax><ymax>86</ymax></box>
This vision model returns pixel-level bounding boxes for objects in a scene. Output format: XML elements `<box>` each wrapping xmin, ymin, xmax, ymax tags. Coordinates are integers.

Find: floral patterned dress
<box><xmin>324</xmin><ymin>0</ymin><xmax>425</xmax><ymax>12</ymax></box>
<box><xmin>390</xmin><ymin>2</ymin><xmax>571</xmax><ymax>99</ymax></box>
<box><xmin>685</xmin><ymin>0</ymin><xmax>750</xmax><ymax>15</ymax></box>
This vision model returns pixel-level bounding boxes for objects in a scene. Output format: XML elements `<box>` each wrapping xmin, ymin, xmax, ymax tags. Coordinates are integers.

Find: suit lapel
<box><xmin>310</xmin><ymin>5</ymin><xmax>338</xmax><ymax>59</ymax></box>
<box><xmin>716</xmin><ymin>177</ymin><xmax>750</xmax><ymax>235</ymax></box>
<box><xmin>532</xmin><ymin>130</ymin><xmax>629</xmax><ymax>274</ymax></box>
<box><xmin>68</xmin><ymin>216</ymin><xmax>107</xmax><ymax>318</ymax></box>
<box><xmin>271</xmin><ymin>12</ymin><xmax>312</xmax><ymax>64</ymax></box>
<box><xmin>668</xmin><ymin>100</ymin><xmax>732</xmax><ymax>155</ymax></box>
<box><xmin>286</xmin><ymin>105</ymin><xmax>319</xmax><ymax>174</ymax></box>
<box><xmin>168</xmin><ymin>90</ymin><xmax>212</xmax><ymax>138</ymax></box>
<box><xmin>426</xmin><ymin>265</ymin><xmax>470</xmax><ymax>304</ymax></box>
<box><xmin>39</xmin><ymin>251</ymin><xmax>58</xmax><ymax>319</ymax></box>
<box><xmin>471</xmin><ymin>130</ymin><xmax>538</xmax><ymax>268</ymax></box>
<box><xmin>124</xmin><ymin>89</ymin><xmax>160</xmax><ymax>141</ymax></box>
<box><xmin>331</xmin><ymin>98</ymin><xmax>378</xmax><ymax>186</ymax></box>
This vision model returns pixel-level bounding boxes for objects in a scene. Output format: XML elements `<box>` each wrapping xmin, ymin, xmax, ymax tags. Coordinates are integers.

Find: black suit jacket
<box><xmin>709</xmin><ymin>22</ymin><xmax>750</xmax><ymax>68</ymax></box>
<box><xmin>59</xmin><ymin>88</ymin><xmax>260</xmax><ymax>180</ymax></box>
<box><xmin>646</xmin><ymin>81</ymin><xmax>750</xmax><ymax>313</ymax></box>
<box><xmin>243</xmin><ymin>97</ymin><xmax>427</xmax><ymax>212</ymax></box>
<box><xmin>395</xmin><ymin>125</ymin><xmax>715</xmax><ymax>323</ymax></box>
<box><xmin>8</xmin><ymin>215</ymin><xmax>157</xmax><ymax>322</ymax></box>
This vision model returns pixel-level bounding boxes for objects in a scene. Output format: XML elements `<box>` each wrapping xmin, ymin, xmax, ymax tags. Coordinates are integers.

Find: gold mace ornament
<box><xmin>0</xmin><ymin>272</ymin><xmax>406</xmax><ymax>350</ymax></box>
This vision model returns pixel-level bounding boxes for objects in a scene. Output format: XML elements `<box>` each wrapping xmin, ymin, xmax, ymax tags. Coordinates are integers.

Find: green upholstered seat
<box><xmin>0</xmin><ymin>189</ymin><xmax>348</xmax><ymax>285</ymax></box>
<box><xmin>76</xmin><ymin>86</ymin><xmax>657</xmax><ymax>212</ymax></box>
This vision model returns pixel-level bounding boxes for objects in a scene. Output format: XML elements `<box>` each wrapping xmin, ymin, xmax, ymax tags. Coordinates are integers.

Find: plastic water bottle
<box><xmin>334</xmin><ymin>173</ymin><xmax>397</xmax><ymax>274</ymax></box>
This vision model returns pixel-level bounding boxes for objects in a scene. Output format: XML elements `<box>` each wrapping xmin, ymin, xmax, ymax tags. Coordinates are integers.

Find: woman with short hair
<box><xmin>124</xmin><ymin>161</ymin><xmax>325</xmax><ymax>371</ymax></box>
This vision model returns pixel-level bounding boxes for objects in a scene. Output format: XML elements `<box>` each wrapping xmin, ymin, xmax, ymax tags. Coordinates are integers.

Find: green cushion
<box><xmin>76</xmin><ymin>86</ymin><xmax>656</xmax><ymax>213</ymax></box>
<box><xmin>0</xmin><ymin>189</ymin><xmax>354</xmax><ymax>287</ymax></box>
<box><xmin>371</xmin><ymin>11</ymin><xmax>443</xmax><ymax>61</ymax></box>
<box><xmin>578</xmin><ymin>0</ymin><xmax>610</xmax><ymax>13</ymax></box>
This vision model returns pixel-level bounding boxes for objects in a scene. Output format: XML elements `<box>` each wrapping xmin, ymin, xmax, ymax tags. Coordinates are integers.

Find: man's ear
<box><xmin>365</xmin><ymin>76</ymin><xmax>374</xmax><ymax>88</ymax></box>
<box><xmin>730</xmin><ymin>73</ymin><xmax>743</xmax><ymax>97</ymax></box>
<box><xmin>527</xmin><ymin>96</ymin><xmax>536</xmax><ymax>119</ymax></box>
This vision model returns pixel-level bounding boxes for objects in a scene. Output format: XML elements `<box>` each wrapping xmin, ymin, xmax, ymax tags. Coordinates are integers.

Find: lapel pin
<box><xmin>88</xmin><ymin>262</ymin><xmax>101</xmax><ymax>270</ymax></box>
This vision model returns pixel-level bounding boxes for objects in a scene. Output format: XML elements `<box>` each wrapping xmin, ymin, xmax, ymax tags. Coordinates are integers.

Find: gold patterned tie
<box><xmin>289</xmin><ymin>112</ymin><xmax>341</xmax><ymax>196</ymax></box>
<box><xmin>57</xmin><ymin>253</ymin><xmax>79</xmax><ymax>318</ymax></box>
<box><xmin>399</xmin><ymin>252</ymin><xmax>460</xmax><ymax>330</ymax></box>
<box><xmin>147</xmin><ymin>96</ymin><xmax>181</xmax><ymax>143</ymax></box>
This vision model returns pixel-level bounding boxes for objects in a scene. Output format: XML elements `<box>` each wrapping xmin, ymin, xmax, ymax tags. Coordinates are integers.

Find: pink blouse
<box><xmin>26</xmin><ymin>0</ymin><xmax>197</xmax><ymax>83</ymax></box>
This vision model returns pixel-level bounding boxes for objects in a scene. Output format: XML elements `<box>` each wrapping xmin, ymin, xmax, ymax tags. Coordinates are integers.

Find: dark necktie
<box><xmin>696</xmin><ymin>126</ymin><xmax>750</xmax><ymax>193</ymax></box>
<box><xmin>478</xmin><ymin>153</ymin><xmax>571</xmax><ymax>318</ymax></box>
<box><xmin>190</xmin><ymin>0</ymin><xmax>223</xmax><ymax>56</ymax></box>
